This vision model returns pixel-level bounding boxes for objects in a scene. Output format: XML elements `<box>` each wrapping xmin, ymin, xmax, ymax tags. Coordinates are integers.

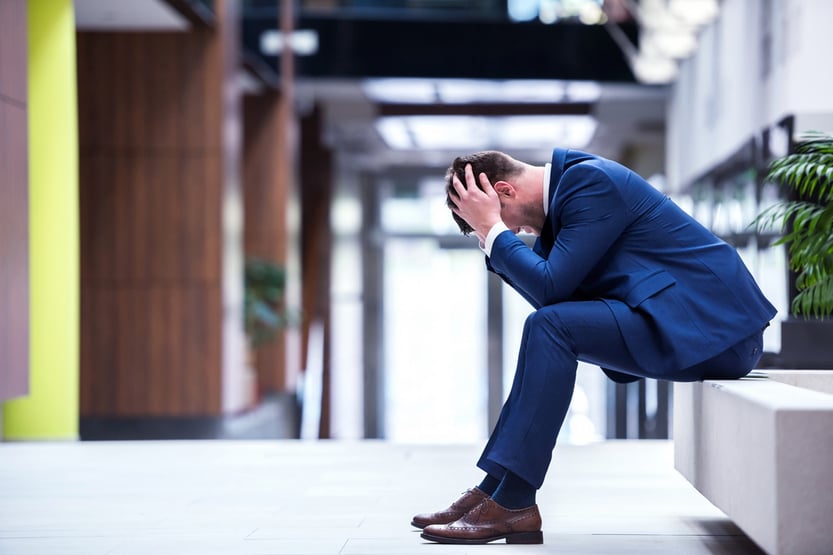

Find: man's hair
<box><xmin>445</xmin><ymin>151</ymin><xmax>523</xmax><ymax>235</ymax></box>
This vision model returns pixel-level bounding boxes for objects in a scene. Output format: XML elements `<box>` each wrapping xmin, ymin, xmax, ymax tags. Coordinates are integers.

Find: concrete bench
<box><xmin>674</xmin><ymin>371</ymin><xmax>833</xmax><ymax>555</ymax></box>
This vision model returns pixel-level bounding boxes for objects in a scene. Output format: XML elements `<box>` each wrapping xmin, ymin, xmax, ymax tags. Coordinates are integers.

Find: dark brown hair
<box><xmin>445</xmin><ymin>151</ymin><xmax>522</xmax><ymax>235</ymax></box>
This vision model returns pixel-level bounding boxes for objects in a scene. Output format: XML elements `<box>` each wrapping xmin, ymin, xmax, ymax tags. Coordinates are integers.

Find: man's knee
<box><xmin>525</xmin><ymin>307</ymin><xmax>574</xmax><ymax>345</ymax></box>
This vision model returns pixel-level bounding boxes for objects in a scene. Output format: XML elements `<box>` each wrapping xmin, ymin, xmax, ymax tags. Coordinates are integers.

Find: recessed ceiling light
<box><xmin>362</xmin><ymin>79</ymin><xmax>601</xmax><ymax>105</ymax></box>
<box><xmin>375</xmin><ymin>115</ymin><xmax>597</xmax><ymax>151</ymax></box>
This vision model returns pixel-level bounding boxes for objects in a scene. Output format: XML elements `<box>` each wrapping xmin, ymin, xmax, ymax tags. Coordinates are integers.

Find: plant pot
<box><xmin>778</xmin><ymin>318</ymin><xmax>833</xmax><ymax>369</ymax></box>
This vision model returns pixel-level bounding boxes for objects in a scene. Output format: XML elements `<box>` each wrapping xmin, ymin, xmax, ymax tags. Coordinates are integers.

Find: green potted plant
<box><xmin>244</xmin><ymin>257</ymin><xmax>288</xmax><ymax>348</ymax></box>
<box><xmin>242</xmin><ymin>257</ymin><xmax>288</xmax><ymax>406</ymax></box>
<box><xmin>754</xmin><ymin>131</ymin><xmax>833</xmax><ymax>366</ymax></box>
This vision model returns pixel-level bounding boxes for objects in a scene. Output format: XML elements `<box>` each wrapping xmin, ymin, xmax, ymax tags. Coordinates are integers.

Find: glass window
<box><xmin>383</xmin><ymin>239</ymin><xmax>488</xmax><ymax>442</ymax></box>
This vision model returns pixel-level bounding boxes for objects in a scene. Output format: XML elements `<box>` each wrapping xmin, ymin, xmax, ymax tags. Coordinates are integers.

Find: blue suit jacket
<box><xmin>486</xmin><ymin>148</ymin><xmax>777</xmax><ymax>374</ymax></box>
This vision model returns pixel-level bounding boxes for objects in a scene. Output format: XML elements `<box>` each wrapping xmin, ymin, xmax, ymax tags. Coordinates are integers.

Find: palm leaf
<box><xmin>769</xmin><ymin>157</ymin><xmax>833</xmax><ymax>198</ymax></box>
<box><xmin>758</xmin><ymin>132</ymin><xmax>833</xmax><ymax>317</ymax></box>
<box><xmin>793</xmin><ymin>274</ymin><xmax>833</xmax><ymax>318</ymax></box>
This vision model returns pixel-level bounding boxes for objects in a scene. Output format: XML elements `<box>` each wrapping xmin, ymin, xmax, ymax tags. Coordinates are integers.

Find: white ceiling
<box><xmin>74</xmin><ymin>0</ymin><xmax>189</xmax><ymax>31</ymax></box>
<box><xmin>70</xmin><ymin>2</ymin><xmax>669</xmax><ymax>175</ymax></box>
<box><xmin>297</xmin><ymin>79</ymin><xmax>668</xmax><ymax>173</ymax></box>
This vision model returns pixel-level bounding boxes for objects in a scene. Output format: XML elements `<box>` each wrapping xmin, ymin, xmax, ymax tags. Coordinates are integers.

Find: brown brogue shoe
<box><xmin>420</xmin><ymin>498</ymin><xmax>543</xmax><ymax>544</ymax></box>
<box><xmin>410</xmin><ymin>487</ymin><xmax>489</xmax><ymax>529</ymax></box>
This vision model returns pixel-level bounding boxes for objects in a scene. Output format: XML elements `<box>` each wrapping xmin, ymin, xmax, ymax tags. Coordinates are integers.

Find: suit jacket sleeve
<box><xmin>487</xmin><ymin>164</ymin><xmax>637</xmax><ymax>307</ymax></box>
<box><xmin>485</xmin><ymin>240</ymin><xmax>547</xmax><ymax>309</ymax></box>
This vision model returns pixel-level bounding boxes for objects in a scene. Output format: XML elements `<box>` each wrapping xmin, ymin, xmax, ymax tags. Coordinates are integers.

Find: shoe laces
<box><xmin>471</xmin><ymin>498</ymin><xmax>491</xmax><ymax>521</ymax></box>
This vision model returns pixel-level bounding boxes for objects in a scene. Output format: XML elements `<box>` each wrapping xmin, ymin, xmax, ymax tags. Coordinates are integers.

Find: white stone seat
<box><xmin>674</xmin><ymin>371</ymin><xmax>833</xmax><ymax>555</ymax></box>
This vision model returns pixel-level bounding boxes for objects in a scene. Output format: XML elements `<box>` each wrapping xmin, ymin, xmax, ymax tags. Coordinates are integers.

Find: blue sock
<box><xmin>491</xmin><ymin>471</ymin><xmax>536</xmax><ymax>509</ymax></box>
<box><xmin>477</xmin><ymin>473</ymin><xmax>501</xmax><ymax>495</ymax></box>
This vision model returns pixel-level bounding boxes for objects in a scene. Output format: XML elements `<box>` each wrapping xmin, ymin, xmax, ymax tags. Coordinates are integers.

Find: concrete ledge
<box><xmin>674</xmin><ymin>372</ymin><xmax>833</xmax><ymax>555</ymax></box>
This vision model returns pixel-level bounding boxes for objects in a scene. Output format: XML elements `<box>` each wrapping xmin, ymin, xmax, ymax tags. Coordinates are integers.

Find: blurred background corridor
<box><xmin>2</xmin><ymin>0</ymin><xmax>826</xmax><ymax>447</ymax></box>
<box><xmin>5</xmin><ymin>2</ymin><xmax>833</xmax><ymax>553</ymax></box>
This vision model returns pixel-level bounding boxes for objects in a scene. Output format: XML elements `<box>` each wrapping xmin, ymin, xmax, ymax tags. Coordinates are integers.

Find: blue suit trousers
<box><xmin>477</xmin><ymin>300</ymin><xmax>764</xmax><ymax>489</ymax></box>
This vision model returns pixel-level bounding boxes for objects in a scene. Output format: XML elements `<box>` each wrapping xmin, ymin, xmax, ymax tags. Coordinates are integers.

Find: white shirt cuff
<box><xmin>482</xmin><ymin>222</ymin><xmax>510</xmax><ymax>257</ymax></box>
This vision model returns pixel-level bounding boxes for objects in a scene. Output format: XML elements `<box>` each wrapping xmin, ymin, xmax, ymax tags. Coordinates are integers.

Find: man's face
<box><xmin>500</xmin><ymin>195</ymin><xmax>545</xmax><ymax>237</ymax></box>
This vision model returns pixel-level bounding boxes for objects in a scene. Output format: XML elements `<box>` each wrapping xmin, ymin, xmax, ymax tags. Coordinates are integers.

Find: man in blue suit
<box><xmin>414</xmin><ymin>149</ymin><xmax>776</xmax><ymax>545</ymax></box>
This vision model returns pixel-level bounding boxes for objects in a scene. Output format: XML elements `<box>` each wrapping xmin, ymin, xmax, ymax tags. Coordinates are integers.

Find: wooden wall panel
<box><xmin>78</xmin><ymin>35</ymin><xmax>219</xmax><ymax>153</ymax></box>
<box><xmin>243</xmin><ymin>92</ymin><xmax>288</xmax><ymax>392</ymax></box>
<box><xmin>78</xmin><ymin>11</ymin><xmax>236</xmax><ymax>417</ymax></box>
<box><xmin>0</xmin><ymin>0</ymin><xmax>29</xmax><ymax>402</ymax></box>
<box><xmin>300</xmin><ymin>106</ymin><xmax>333</xmax><ymax>437</ymax></box>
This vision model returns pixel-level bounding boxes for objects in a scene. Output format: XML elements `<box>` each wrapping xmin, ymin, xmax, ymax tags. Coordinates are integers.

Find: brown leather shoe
<box><xmin>420</xmin><ymin>498</ymin><xmax>543</xmax><ymax>544</ymax></box>
<box><xmin>410</xmin><ymin>487</ymin><xmax>489</xmax><ymax>529</ymax></box>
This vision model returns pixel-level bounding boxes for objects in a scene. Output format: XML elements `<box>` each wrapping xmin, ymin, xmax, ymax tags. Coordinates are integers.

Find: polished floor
<box><xmin>0</xmin><ymin>440</ymin><xmax>764</xmax><ymax>555</ymax></box>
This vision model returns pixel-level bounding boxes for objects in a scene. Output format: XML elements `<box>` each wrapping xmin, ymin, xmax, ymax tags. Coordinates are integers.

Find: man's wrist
<box><xmin>482</xmin><ymin>222</ymin><xmax>510</xmax><ymax>256</ymax></box>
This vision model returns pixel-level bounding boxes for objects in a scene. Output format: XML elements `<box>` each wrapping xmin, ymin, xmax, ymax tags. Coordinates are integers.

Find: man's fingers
<box><xmin>452</xmin><ymin>164</ymin><xmax>494</xmax><ymax>205</ymax></box>
<box><xmin>478</xmin><ymin>172</ymin><xmax>495</xmax><ymax>195</ymax></box>
<box><xmin>464</xmin><ymin>164</ymin><xmax>479</xmax><ymax>190</ymax></box>
<box><xmin>451</xmin><ymin>174</ymin><xmax>467</xmax><ymax>198</ymax></box>
<box><xmin>459</xmin><ymin>164</ymin><xmax>492</xmax><ymax>198</ymax></box>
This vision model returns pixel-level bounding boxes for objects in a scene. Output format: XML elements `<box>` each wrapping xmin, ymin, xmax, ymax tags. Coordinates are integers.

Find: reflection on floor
<box><xmin>0</xmin><ymin>440</ymin><xmax>765</xmax><ymax>554</ymax></box>
<box><xmin>80</xmin><ymin>393</ymin><xmax>301</xmax><ymax>441</ymax></box>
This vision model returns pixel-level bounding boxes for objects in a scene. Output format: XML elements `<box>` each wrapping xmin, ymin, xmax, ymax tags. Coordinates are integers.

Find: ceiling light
<box><xmin>539</xmin><ymin>1</ymin><xmax>559</xmax><ymax>24</ymax></box>
<box><xmin>565</xmin><ymin>81</ymin><xmax>602</xmax><ymax>102</ymax></box>
<box><xmin>375</xmin><ymin>115</ymin><xmax>597</xmax><ymax>151</ymax></box>
<box><xmin>578</xmin><ymin>3</ymin><xmax>607</xmax><ymax>25</ymax></box>
<box><xmin>362</xmin><ymin>79</ymin><xmax>438</xmax><ymax>104</ymax></box>
<box><xmin>632</xmin><ymin>54</ymin><xmax>678</xmax><ymax>85</ymax></box>
<box><xmin>499</xmin><ymin>115</ymin><xmax>597</xmax><ymax>149</ymax></box>
<box><xmin>508</xmin><ymin>0</ymin><xmax>609</xmax><ymax>25</ymax></box>
<box><xmin>375</xmin><ymin>118</ymin><xmax>416</xmax><ymax>149</ymax></box>
<box><xmin>668</xmin><ymin>0</ymin><xmax>719</xmax><ymax>27</ymax></box>
<box><xmin>642</xmin><ymin>27</ymin><xmax>698</xmax><ymax>59</ymax></box>
<box><xmin>435</xmin><ymin>80</ymin><xmax>568</xmax><ymax>103</ymax></box>
<box><xmin>362</xmin><ymin>79</ymin><xmax>600</xmax><ymax>104</ymax></box>
<box><xmin>260</xmin><ymin>29</ymin><xmax>319</xmax><ymax>56</ymax></box>
<box><xmin>508</xmin><ymin>0</ymin><xmax>540</xmax><ymax>21</ymax></box>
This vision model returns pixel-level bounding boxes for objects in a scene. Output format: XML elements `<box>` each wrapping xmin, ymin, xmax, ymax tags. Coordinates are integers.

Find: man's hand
<box><xmin>450</xmin><ymin>164</ymin><xmax>503</xmax><ymax>242</ymax></box>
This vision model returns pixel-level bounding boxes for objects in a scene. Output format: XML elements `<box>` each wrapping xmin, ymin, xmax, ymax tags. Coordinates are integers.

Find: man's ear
<box><xmin>493</xmin><ymin>181</ymin><xmax>515</xmax><ymax>198</ymax></box>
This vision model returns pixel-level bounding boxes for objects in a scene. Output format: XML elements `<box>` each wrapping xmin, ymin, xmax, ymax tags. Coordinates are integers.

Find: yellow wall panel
<box><xmin>3</xmin><ymin>0</ymin><xmax>79</xmax><ymax>439</ymax></box>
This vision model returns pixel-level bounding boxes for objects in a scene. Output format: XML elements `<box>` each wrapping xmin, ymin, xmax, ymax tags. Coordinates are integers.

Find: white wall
<box><xmin>667</xmin><ymin>0</ymin><xmax>833</xmax><ymax>190</ymax></box>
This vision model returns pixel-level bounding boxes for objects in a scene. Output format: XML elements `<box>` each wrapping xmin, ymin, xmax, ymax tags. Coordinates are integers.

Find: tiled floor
<box><xmin>0</xmin><ymin>440</ymin><xmax>765</xmax><ymax>555</ymax></box>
